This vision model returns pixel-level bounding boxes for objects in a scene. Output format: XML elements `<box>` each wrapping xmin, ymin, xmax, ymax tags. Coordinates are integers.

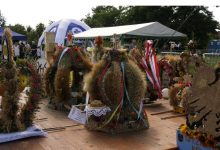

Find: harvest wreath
<box><xmin>168</xmin><ymin>52</ymin><xmax>205</xmax><ymax>112</ymax></box>
<box><xmin>45</xmin><ymin>44</ymin><xmax>92</xmax><ymax>110</ymax></box>
<box><xmin>84</xmin><ymin>49</ymin><xmax>149</xmax><ymax>133</ymax></box>
<box><xmin>0</xmin><ymin>28</ymin><xmax>41</xmax><ymax>132</ymax></box>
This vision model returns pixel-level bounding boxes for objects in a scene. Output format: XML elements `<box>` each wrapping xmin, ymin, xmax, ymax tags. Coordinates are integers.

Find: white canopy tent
<box><xmin>74</xmin><ymin>22</ymin><xmax>187</xmax><ymax>39</ymax></box>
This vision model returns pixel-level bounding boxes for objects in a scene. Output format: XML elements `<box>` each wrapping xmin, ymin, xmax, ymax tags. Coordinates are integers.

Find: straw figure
<box><xmin>84</xmin><ymin>49</ymin><xmax>149</xmax><ymax>133</ymax></box>
<box><xmin>0</xmin><ymin>28</ymin><xmax>41</xmax><ymax>132</ymax></box>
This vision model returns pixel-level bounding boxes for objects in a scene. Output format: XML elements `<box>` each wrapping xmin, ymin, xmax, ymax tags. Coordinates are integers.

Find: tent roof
<box><xmin>74</xmin><ymin>22</ymin><xmax>187</xmax><ymax>39</ymax></box>
<box><xmin>38</xmin><ymin>19</ymin><xmax>90</xmax><ymax>46</ymax></box>
<box><xmin>0</xmin><ymin>27</ymin><xmax>27</xmax><ymax>41</ymax></box>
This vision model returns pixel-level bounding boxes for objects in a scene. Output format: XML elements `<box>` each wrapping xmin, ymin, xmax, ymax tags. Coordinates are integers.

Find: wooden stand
<box><xmin>45</xmin><ymin>32</ymin><xmax>55</xmax><ymax>44</ymax></box>
<box><xmin>44</xmin><ymin>32</ymin><xmax>56</xmax><ymax>64</ymax></box>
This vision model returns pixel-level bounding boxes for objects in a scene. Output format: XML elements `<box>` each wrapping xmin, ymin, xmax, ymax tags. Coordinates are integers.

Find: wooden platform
<box><xmin>0</xmin><ymin>99</ymin><xmax>184</xmax><ymax>150</ymax></box>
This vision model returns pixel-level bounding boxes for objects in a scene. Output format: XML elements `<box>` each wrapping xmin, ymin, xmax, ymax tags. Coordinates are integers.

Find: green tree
<box><xmin>83</xmin><ymin>6</ymin><xmax>125</xmax><ymax>27</ymax></box>
<box><xmin>26</xmin><ymin>26</ymin><xmax>37</xmax><ymax>43</ymax></box>
<box><xmin>26</xmin><ymin>26</ymin><xmax>33</xmax><ymax>33</ymax></box>
<box><xmin>26</xmin><ymin>23</ymin><xmax>45</xmax><ymax>44</ymax></box>
<box><xmin>0</xmin><ymin>10</ymin><xmax>6</xmax><ymax>27</ymax></box>
<box><xmin>170</xmin><ymin>6</ymin><xmax>219</xmax><ymax>48</ymax></box>
<box><xmin>35</xmin><ymin>23</ymin><xmax>45</xmax><ymax>39</ymax></box>
<box><xmin>120</xmin><ymin>6</ymin><xmax>174</xmax><ymax>26</ymax></box>
<box><xmin>8</xmin><ymin>24</ymin><xmax>27</xmax><ymax>35</ymax></box>
<box><xmin>83</xmin><ymin>6</ymin><xmax>219</xmax><ymax>48</ymax></box>
<box><xmin>7</xmin><ymin>23</ymin><xmax>45</xmax><ymax>44</ymax></box>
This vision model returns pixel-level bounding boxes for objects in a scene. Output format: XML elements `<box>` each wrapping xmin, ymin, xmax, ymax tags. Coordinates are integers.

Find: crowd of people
<box><xmin>126</xmin><ymin>39</ymin><xmax>197</xmax><ymax>53</ymax></box>
<box><xmin>0</xmin><ymin>41</ymin><xmax>44</xmax><ymax>60</ymax></box>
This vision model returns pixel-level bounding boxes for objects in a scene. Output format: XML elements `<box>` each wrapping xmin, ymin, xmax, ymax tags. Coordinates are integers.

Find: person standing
<box><xmin>25</xmin><ymin>42</ymin><xmax>31</xmax><ymax>56</ymax></box>
<box><xmin>14</xmin><ymin>42</ymin><xmax>20</xmax><ymax>60</ymax></box>
<box><xmin>31</xmin><ymin>41</ymin><xmax>37</xmax><ymax>59</ymax></box>
<box><xmin>19</xmin><ymin>42</ymin><xmax>25</xmax><ymax>59</ymax></box>
<box><xmin>25</xmin><ymin>42</ymin><xmax>31</xmax><ymax>51</ymax></box>
<box><xmin>188</xmin><ymin>40</ymin><xmax>196</xmax><ymax>54</ymax></box>
<box><xmin>129</xmin><ymin>39</ymin><xmax>137</xmax><ymax>51</ymax></box>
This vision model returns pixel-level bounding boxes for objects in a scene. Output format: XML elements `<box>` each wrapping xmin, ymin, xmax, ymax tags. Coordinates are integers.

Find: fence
<box><xmin>203</xmin><ymin>52</ymin><xmax>220</xmax><ymax>67</ymax></box>
<box><xmin>160</xmin><ymin>51</ymin><xmax>181</xmax><ymax>56</ymax></box>
<box><xmin>159</xmin><ymin>49</ymin><xmax>220</xmax><ymax>67</ymax></box>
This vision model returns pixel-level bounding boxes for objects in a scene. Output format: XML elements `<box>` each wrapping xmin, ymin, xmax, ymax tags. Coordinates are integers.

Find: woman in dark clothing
<box><xmin>19</xmin><ymin>42</ymin><xmax>25</xmax><ymax>59</ymax></box>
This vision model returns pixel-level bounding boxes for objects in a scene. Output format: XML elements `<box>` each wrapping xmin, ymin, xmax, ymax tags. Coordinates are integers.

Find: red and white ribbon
<box><xmin>144</xmin><ymin>40</ymin><xmax>162</xmax><ymax>98</ymax></box>
<box><xmin>141</xmin><ymin>58</ymin><xmax>156</xmax><ymax>89</ymax></box>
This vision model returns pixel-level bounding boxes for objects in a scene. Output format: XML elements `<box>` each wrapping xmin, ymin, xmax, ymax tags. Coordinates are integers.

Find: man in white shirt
<box><xmin>14</xmin><ymin>42</ymin><xmax>20</xmax><ymax>60</ymax></box>
<box><xmin>25</xmin><ymin>42</ymin><xmax>31</xmax><ymax>51</ymax></box>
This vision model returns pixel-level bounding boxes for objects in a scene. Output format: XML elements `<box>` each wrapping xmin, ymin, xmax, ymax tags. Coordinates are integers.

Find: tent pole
<box><xmin>120</xmin><ymin>35</ymin><xmax>124</xmax><ymax>49</ymax></box>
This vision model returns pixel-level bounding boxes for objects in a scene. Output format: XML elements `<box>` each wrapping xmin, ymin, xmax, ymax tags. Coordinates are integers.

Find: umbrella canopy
<box><xmin>38</xmin><ymin>19</ymin><xmax>90</xmax><ymax>46</ymax></box>
<box><xmin>0</xmin><ymin>27</ymin><xmax>27</xmax><ymax>41</ymax></box>
<box><xmin>74</xmin><ymin>22</ymin><xmax>187</xmax><ymax>39</ymax></box>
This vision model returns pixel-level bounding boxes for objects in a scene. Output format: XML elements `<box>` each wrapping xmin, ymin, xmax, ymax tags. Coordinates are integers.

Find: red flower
<box><xmin>28</xmin><ymin>103</ymin><xmax>34</xmax><ymax>111</ymax></box>
<box><xmin>77</xmin><ymin>57</ymin><xmax>82</xmax><ymax>62</ymax></box>
<box><xmin>27</xmin><ymin>64</ymin><xmax>33</xmax><ymax>69</ymax></box>
<box><xmin>67</xmin><ymin>32</ymin><xmax>73</xmax><ymax>41</ymax></box>
<box><xmin>74</xmin><ymin>47</ymin><xmax>78</xmax><ymax>51</ymax></box>
<box><xmin>32</xmin><ymin>83</ymin><xmax>40</xmax><ymax>88</ymax></box>
<box><xmin>31</xmin><ymin>94</ymin><xmax>39</xmax><ymax>100</ymax></box>
<box><xmin>95</xmin><ymin>36</ymin><xmax>103</xmax><ymax>46</ymax></box>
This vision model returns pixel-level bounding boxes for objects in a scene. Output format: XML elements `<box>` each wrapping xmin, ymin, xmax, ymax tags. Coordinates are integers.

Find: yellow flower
<box><xmin>18</xmin><ymin>75</ymin><xmax>28</xmax><ymax>89</ymax></box>
<box><xmin>180</xmin><ymin>124</ymin><xmax>187</xmax><ymax>133</ymax></box>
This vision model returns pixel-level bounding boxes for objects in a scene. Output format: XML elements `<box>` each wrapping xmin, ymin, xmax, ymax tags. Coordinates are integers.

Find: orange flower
<box><xmin>95</xmin><ymin>36</ymin><xmax>103</xmax><ymax>46</ymax></box>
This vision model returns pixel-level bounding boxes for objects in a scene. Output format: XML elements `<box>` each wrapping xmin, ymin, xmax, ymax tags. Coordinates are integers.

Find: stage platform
<box><xmin>0</xmin><ymin>99</ymin><xmax>184</xmax><ymax>150</ymax></box>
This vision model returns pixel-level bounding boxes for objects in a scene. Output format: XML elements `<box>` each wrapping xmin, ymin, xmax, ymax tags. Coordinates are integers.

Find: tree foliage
<box><xmin>82</xmin><ymin>6</ymin><xmax>125</xmax><ymax>27</ymax></box>
<box><xmin>35</xmin><ymin>23</ymin><xmax>45</xmax><ymax>39</ymax></box>
<box><xmin>26</xmin><ymin>26</ymin><xmax>38</xmax><ymax>43</ymax></box>
<box><xmin>7</xmin><ymin>23</ymin><xmax>45</xmax><ymax>44</ymax></box>
<box><xmin>83</xmin><ymin>6</ymin><xmax>219</xmax><ymax>48</ymax></box>
<box><xmin>0</xmin><ymin>10</ymin><xmax>6</xmax><ymax>27</ymax></box>
<box><xmin>8</xmin><ymin>24</ymin><xmax>26</xmax><ymax>35</ymax></box>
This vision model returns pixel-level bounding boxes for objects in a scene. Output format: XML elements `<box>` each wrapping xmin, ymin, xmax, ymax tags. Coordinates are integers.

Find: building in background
<box><xmin>207</xmin><ymin>39</ymin><xmax>220</xmax><ymax>53</ymax></box>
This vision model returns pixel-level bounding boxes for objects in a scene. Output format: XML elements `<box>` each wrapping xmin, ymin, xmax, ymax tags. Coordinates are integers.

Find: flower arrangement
<box><xmin>93</xmin><ymin>36</ymin><xmax>104</xmax><ymax>62</ymax></box>
<box><xmin>158</xmin><ymin>58</ymin><xmax>175</xmax><ymax>87</ymax></box>
<box><xmin>160</xmin><ymin>52</ymin><xmax>205</xmax><ymax>111</ymax></box>
<box><xmin>17</xmin><ymin>60</ymin><xmax>42</xmax><ymax>128</ymax></box>
<box><xmin>179</xmin><ymin>124</ymin><xmax>219</xmax><ymax>149</ymax></box>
